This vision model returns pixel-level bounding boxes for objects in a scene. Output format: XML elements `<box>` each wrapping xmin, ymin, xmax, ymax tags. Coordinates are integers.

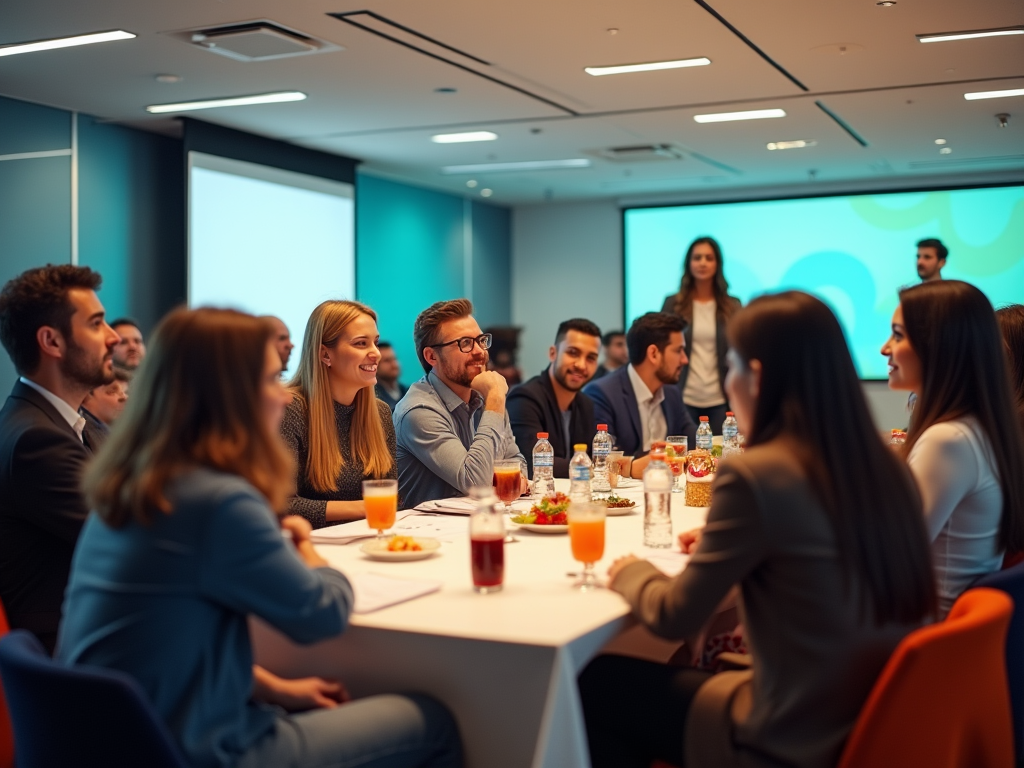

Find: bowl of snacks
<box><xmin>360</xmin><ymin>535</ymin><xmax>441</xmax><ymax>561</ymax></box>
<box><xmin>594</xmin><ymin>494</ymin><xmax>638</xmax><ymax>516</ymax></box>
<box><xmin>511</xmin><ymin>492</ymin><xmax>570</xmax><ymax>533</ymax></box>
<box><xmin>684</xmin><ymin>451</ymin><xmax>718</xmax><ymax>507</ymax></box>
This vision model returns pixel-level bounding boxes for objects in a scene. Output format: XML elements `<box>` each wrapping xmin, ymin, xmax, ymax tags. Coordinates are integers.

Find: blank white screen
<box><xmin>188</xmin><ymin>152</ymin><xmax>355</xmax><ymax>373</ymax></box>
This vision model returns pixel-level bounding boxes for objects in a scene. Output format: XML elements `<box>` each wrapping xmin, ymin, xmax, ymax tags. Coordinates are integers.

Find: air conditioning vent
<box><xmin>173</xmin><ymin>21</ymin><xmax>341</xmax><ymax>61</ymax></box>
<box><xmin>594</xmin><ymin>144</ymin><xmax>687</xmax><ymax>163</ymax></box>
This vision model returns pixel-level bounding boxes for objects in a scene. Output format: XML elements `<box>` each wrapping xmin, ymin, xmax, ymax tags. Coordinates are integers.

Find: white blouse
<box><xmin>907</xmin><ymin>417</ymin><xmax>1003</xmax><ymax>617</ymax></box>
<box><xmin>683</xmin><ymin>299</ymin><xmax>724</xmax><ymax>408</ymax></box>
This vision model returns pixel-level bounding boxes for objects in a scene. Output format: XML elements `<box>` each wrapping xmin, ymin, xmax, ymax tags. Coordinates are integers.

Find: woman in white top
<box><xmin>661</xmin><ymin>237</ymin><xmax>741</xmax><ymax>432</ymax></box>
<box><xmin>882</xmin><ymin>280</ymin><xmax>1024</xmax><ymax>616</ymax></box>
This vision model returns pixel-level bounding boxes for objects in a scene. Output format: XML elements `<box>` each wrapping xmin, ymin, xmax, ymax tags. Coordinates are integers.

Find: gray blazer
<box><xmin>613</xmin><ymin>438</ymin><xmax>921</xmax><ymax>768</ymax></box>
<box><xmin>661</xmin><ymin>294</ymin><xmax>741</xmax><ymax>402</ymax></box>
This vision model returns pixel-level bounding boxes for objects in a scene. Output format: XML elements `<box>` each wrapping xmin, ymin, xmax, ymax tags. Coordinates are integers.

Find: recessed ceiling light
<box><xmin>431</xmin><ymin>131</ymin><xmax>498</xmax><ymax>144</ymax></box>
<box><xmin>434</xmin><ymin>87</ymin><xmax>457</xmax><ymax>94</ymax></box>
<box><xmin>694</xmin><ymin>108</ymin><xmax>786</xmax><ymax>123</ymax></box>
<box><xmin>155</xmin><ymin>74</ymin><xmax>182</xmax><ymax>83</ymax></box>
<box><xmin>480</xmin><ymin>189</ymin><xmax>493</xmax><ymax>198</ymax></box>
<box><xmin>939</xmin><ymin>147</ymin><xmax>953</xmax><ymax>154</ymax></box>
<box><xmin>466</xmin><ymin>180</ymin><xmax>478</xmax><ymax>188</ymax></box>
<box><xmin>145</xmin><ymin>91</ymin><xmax>306</xmax><ymax>113</ymax></box>
<box><xmin>876</xmin><ymin>1</ymin><xmax>896</xmax><ymax>6</ymax></box>
<box><xmin>934</xmin><ymin>138</ymin><xmax>947</xmax><ymax>145</ymax></box>
<box><xmin>0</xmin><ymin>29</ymin><xmax>135</xmax><ymax>57</ymax></box>
<box><xmin>441</xmin><ymin>159</ymin><xmax>590</xmax><ymax>174</ymax></box>
<box><xmin>964</xmin><ymin>88</ymin><xmax>1024</xmax><ymax>101</ymax></box>
<box><xmin>918</xmin><ymin>27</ymin><xmax>1023</xmax><ymax>43</ymax></box>
<box><xmin>585</xmin><ymin>57</ymin><xmax>711</xmax><ymax>76</ymax></box>
<box><xmin>766</xmin><ymin>139</ymin><xmax>817</xmax><ymax>150</ymax></box>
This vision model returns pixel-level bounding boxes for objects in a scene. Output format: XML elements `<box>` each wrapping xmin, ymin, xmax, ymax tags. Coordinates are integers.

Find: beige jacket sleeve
<box><xmin>612</xmin><ymin>461</ymin><xmax>767</xmax><ymax>640</ymax></box>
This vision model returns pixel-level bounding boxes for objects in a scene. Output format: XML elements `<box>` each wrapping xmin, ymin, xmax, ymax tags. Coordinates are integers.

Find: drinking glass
<box><xmin>618</xmin><ymin>454</ymin><xmax>634</xmax><ymax>482</ymax></box>
<box><xmin>493</xmin><ymin>459</ymin><xmax>523</xmax><ymax>542</ymax></box>
<box><xmin>469</xmin><ymin>487</ymin><xmax>505</xmax><ymax>593</ymax></box>
<box><xmin>666</xmin><ymin>436</ymin><xmax>688</xmax><ymax>493</ymax></box>
<box><xmin>607</xmin><ymin>451</ymin><xmax>624</xmax><ymax>489</ymax></box>
<box><xmin>568</xmin><ymin>502</ymin><xmax>606</xmax><ymax>591</ymax></box>
<box><xmin>363</xmin><ymin>479</ymin><xmax>398</xmax><ymax>540</ymax></box>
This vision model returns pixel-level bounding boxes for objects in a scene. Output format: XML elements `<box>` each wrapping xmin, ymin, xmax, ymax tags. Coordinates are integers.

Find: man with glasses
<box><xmin>394</xmin><ymin>298</ymin><xmax>526</xmax><ymax>508</ymax></box>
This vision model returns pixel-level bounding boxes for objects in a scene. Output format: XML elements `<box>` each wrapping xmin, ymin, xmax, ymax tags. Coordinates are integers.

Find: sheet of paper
<box><xmin>394</xmin><ymin>514</ymin><xmax>469</xmax><ymax>543</ymax></box>
<box><xmin>413</xmin><ymin>497</ymin><xmax>478</xmax><ymax>515</ymax></box>
<box><xmin>638</xmin><ymin>548</ymin><xmax>690</xmax><ymax>577</ymax></box>
<box><xmin>310</xmin><ymin>510</ymin><xmax>418</xmax><ymax>544</ymax></box>
<box><xmin>348</xmin><ymin>572</ymin><xmax>442</xmax><ymax>614</ymax></box>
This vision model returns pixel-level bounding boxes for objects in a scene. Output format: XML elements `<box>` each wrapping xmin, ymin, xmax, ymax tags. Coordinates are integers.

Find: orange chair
<box><xmin>838</xmin><ymin>587</ymin><xmax>1015</xmax><ymax>768</ymax></box>
<box><xmin>0</xmin><ymin>599</ymin><xmax>13</xmax><ymax>768</ymax></box>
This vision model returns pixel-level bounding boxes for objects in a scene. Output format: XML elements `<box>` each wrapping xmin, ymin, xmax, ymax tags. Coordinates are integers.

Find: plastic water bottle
<box><xmin>643</xmin><ymin>451</ymin><xmax>673</xmax><ymax>548</ymax></box>
<box><xmin>696</xmin><ymin>416</ymin><xmax>713</xmax><ymax>451</ymax></box>
<box><xmin>591</xmin><ymin>424</ymin><xmax>612</xmax><ymax>493</ymax></box>
<box><xmin>532</xmin><ymin>432</ymin><xmax>556</xmax><ymax>498</ymax></box>
<box><xmin>722</xmin><ymin>412</ymin><xmax>739</xmax><ymax>457</ymax></box>
<box><xmin>569</xmin><ymin>444</ymin><xmax>592</xmax><ymax>503</ymax></box>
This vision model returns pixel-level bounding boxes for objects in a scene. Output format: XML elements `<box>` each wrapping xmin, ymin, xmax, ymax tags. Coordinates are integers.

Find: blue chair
<box><xmin>0</xmin><ymin>630</ymin><xmax>188</xmax><ymax>768</ymax></box>
<box><xmin>976</xmin><ymin>562</ymin><xmax>1024</xmax><ymax>765</ymax></box>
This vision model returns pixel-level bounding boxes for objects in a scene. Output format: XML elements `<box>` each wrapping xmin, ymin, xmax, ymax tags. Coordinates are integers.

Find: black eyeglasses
<box><xmin>428</xmin><ymin>333</ymin><xmax>493</xmax><ymax>353</ymax></box>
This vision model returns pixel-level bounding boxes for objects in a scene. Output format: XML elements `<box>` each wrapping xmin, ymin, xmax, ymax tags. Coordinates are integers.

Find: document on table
<box><xmin>394</xmin><ymin>514</ymin><xmax>469</xmax><ymax>543</ymax></box>
<box><xmin>310</xmin><ymin>510</ymin><xmax>418</xmax><ymax>544</ymax></box>
<box><xmin>349</xmin><ymin>572</ymin><xmax>442</xmax><ymax>614</ymax></box>
<box><xmin>639</xmin><ymin>548</ymin><xmax>690</xmax><ymax>577</ymax></box>
<box><xmin>413</xmin><ymin>497</ymin><xmax>477</xmax><ymax>514</ymax></box>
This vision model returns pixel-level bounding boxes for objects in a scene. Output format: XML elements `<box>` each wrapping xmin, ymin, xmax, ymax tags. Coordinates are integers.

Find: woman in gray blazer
<box><xmin>579</xmin><ymin>292</ymin><xmax>937</xmax><ymax>768</ymax></box>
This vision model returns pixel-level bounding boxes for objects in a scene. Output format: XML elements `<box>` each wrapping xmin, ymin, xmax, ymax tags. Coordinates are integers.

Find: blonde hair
<box><xmin>289</xmin><ymin>300</ymin><xmax>393</xmax><ymax>491</ymax></box>
<box><xmin>84</xmin><ymin>308</ymin><xmax>295</xmax><ymax>527</ymax></box>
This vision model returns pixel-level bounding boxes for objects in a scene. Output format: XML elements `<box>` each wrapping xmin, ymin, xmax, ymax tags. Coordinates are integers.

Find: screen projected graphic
<box><xmin>189</xmin><ymin>152</ymin><xmax>355</xmax><ymax>373</ymax></box>
<box><xmin>625</xmin><ymin>185</ymin><xmax>1024</xmax><ymax>379</ymax></box>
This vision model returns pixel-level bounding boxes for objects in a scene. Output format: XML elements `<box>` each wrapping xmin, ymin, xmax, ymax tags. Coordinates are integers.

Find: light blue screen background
<box><xmin>625</xmin><ymin>186</ymin><xmax>1024</xmax><ymax>379</ymax></box>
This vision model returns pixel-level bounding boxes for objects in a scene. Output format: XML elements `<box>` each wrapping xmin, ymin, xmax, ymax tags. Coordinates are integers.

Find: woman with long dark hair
<box><xmin>580</xmin><ymin>292</ymin><xmax>936</xmax><ymax>768</ymax></box>
<box><xmin>997</xmin><ymin>304</ymin><xmax>1024</xmax><ymax>433</ymax></box>
<box><xmin>661</xmin><ymin>236</ymin><xmax>741</xmax><ymax>431</ymax></box>
<box><xmin>59</xmin><ymin>308</ymin><xmax>462</xmax><ymax>768</ymax></box>
<box><xmin>882</xmin><ymin>281</ymin><xmax>1024</xmax><ymax>616</ymax></box>
<box><xmin>282</xmin><ymin>300</ymin><xmax>397</xmax><ymax>528</ymax></box>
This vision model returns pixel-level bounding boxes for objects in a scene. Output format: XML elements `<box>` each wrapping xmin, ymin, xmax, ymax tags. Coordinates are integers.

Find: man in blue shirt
<box><xmin>394</xmin><ymin>299</ymin><xmax>526</xmax><ymax>509</ymax></box>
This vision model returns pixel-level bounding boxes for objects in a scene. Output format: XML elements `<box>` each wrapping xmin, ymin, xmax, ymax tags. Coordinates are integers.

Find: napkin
<box><xmin>348</xmin><ymin>572</ymin><xmax>442</xmax><ymax>614</ymax></box>
<box><xmin>413</xmin><ymin>497</ymin><xmax>478</xmax><ymax>515</ymax></box>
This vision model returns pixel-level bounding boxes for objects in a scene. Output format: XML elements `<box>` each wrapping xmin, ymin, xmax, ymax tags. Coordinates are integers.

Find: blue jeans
<box><xmin>236</xmin><ymin>693</ymin><xmax>463</xmax><ymax>768</ymax></box>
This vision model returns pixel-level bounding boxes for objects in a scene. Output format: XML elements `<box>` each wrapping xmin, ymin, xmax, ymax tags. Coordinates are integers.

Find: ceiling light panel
<box><xmin>585</xmin><ymin>57</ymin><xmax>711</xmax><ymax>76</ymax></box>
<box><xmin>0</xmin><ymin>30</ymin><xmax>135</xmax><ymax>57</ymax></box>
<box><xmin>431</xmin><ymin>131</ymin><xmax>498</xmax><ymax>143</ymax></box>
<box><xmin>441</xmin><ymin>159</ymin><xmax>590</xmax><ymax>174</ymax></box>
<box><xmin>694</xmin><ymin>108</ymin><xmax>786</xmax><ymax>123</ymax></box>
<box><xmin>917</xmin><ymin>27</ymin><xmax>1023</xmax><ymax>43</ymax></box>
<box><xmin>766</xmin><ymin>140</ymin><xmax>817</xmax><ymax>150</ymax></box>
<box><xmin>146</xmin><ymin>91</ymin><xmax>306</xmax><ymax>113</ymax></box>
<box><xmin>963</xmin><ymin>88</ymin><xmax>1024</xmax><ymax>101</ymax></box>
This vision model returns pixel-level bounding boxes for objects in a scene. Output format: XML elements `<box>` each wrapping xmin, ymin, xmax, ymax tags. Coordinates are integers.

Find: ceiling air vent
<box><xmin>183</xmin><ymin>21</ymin><xmax>341</xmax><ymax>61</ymax></box>
<box><xmin>595</xmin><ymin>144</ymin><xmax>687</xmax><ymax>163</ymax></box>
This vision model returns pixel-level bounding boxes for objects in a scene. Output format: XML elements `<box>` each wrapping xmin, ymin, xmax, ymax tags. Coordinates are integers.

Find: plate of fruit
<box><xmin>595</xmin><ymin>495</ymin><xmax>638</xmax><ymax>516</ymax></box>
<box><xmin>360</xmin><ymin>535</ymin><xmax>441</xmax><ymax>561</ymax></box>
<box><xmin>510</xmin><ymin>492</ymin><xmax>570</xmax><ymax>533</ymax></box>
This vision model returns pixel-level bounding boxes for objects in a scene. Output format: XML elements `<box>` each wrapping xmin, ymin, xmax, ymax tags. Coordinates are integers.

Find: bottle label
<box><xmin>570</xmin><ymin>466</ymin><xmax>590</xmax><ymax>481</ymax></box>
<box><xmin>533</xmin><ymin>454</ymin><xmax>553</xmax><ymax>467</ymax></box>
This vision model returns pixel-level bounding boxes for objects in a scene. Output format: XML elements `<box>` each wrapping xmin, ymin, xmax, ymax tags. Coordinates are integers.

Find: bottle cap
<box><xmin>725</xmin><ymin>411</ymin><xmax>734</xmax><ymax>417</ymax></box>
<box><xmin>537</xmin><ymin>432</ymin><xmax>549</xmax><ymax>439</ymax></box>
<box><xmin>597</xmin><ymin>424</ymin><xmax>608</xmax><ymax>431</ymax></box>
<box><xmin>574</xmin><ymin>444</ymin><xmax>588</xmax><ymax>452</ymax></box>
<box><xmin>699</xmin><ymin>416</ymin><xmax>709</xmax><ymax>422</ymax></box>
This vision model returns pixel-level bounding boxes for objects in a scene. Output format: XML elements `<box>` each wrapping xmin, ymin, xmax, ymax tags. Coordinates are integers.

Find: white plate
<box><xmin>604</xmin><ymin>504</ymin><xmax>638</xmax><ymax>516</ymax></box>
<box><xmin>509</xmin><ymin>522</ymin><xmax>569</xmax><ymax>534</ymax></box>
<box><xmin>360</xmin><ymin>537</ymin><xmax>442</xmax><ymax>561</ymax></box>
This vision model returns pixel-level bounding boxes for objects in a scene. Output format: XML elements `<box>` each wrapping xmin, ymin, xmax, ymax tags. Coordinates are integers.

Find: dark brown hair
<box><xmin>626</xmin><ymin>312</ymin><xmax>685</xmax><ymax>366</ymax></box>
<box><xmin>900</xmin><ymin>282</ymin><xmax>1024</xmax><ymax>553</ymax></box>
<box><xmin>413</xmin><ymin>298</ymin><xmax>473</xmax><ymax>374</ymax></box>
<box><xmin>671</xmin><ymin>237</ymin><xmax>738</xmax><ymax>323</ymax></box>
<box><xmin>997</xmin><ymin>304</ymin><xmax>1024</xmax><ymax>434</ymax></box>
<box><xmin>730</xmin><ymin>291</ymin><xmax>936</xmax><ymax>624</ymax></box>
<box><xmin>84</xmin><ymin>308</ymin><xmax>294</xmax><ymax>527</ymax></box>
<box><xmin>0</xmin><ymin>264</ymin><xmax>102</xmax><ymax>375</ymax></box>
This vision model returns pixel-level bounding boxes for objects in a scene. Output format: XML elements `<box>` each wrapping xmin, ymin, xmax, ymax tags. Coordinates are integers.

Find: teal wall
<box><xmin>356</xmin><ymin>174</ymin><xmax>511</xmax><ymax>385</ymax></box>
<box><xmin>0</xmin><ymin>94</ymin><xmax>511</xmax><ymax>391</ymax></box>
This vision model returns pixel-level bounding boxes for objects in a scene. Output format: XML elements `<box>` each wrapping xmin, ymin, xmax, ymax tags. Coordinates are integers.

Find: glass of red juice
<box><xmin>469</xmin><ymin>487</ymin><xmax>506</xmax><ymax>593</ymax></box>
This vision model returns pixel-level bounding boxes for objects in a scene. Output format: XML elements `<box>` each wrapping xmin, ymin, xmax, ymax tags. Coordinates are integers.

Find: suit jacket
<box><xmin>507</xmin><ymin>370</ymin><xmax>596</xmax><ymax>477</ymax></box>
<box><xmin>582</xmin><ymin>365</ymin><xmax>696</xmax><ymax>456</ymax></box>
<box><xmin>0</xmin><ymin>380</ymin><xmax>101</xmax><ymax>653</ymax></box>
<box><xmin>614</xmin><ymin>438</ymin><xmax>919</xmax><ymax>768</ymax></box>
<box><xmin>374</xmin><ymin>382</ymin><xmax>408</xmax><ymax>412</ymax></box>
<box><xmin>661</xmin><ymin>294</ymin><xmax>741</xmax><ymax>402</ymax></box>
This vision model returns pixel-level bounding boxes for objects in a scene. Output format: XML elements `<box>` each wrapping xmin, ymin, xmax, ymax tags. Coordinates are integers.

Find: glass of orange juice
<box><xmin>568</xmin><ymin>502</ymin><xmax>606</xmax><ymax>591</ymax></box>
<box><xmin>363</xmin><ymin>479</ymin><xmax>398</xmax><ymax>540</ymax></box>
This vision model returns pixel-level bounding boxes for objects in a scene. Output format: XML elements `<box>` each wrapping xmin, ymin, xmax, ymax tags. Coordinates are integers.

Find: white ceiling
<box><xmin>1</xmin><ymin>0</ymin><xmax>1022</xmax><ymax>204</ymax></box>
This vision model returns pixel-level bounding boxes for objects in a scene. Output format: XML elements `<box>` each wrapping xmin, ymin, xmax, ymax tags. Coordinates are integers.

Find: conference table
<box><xmin>251</xmin><ymin>479</ymin><xmax>710</xmax><ymax>768</ymax></box>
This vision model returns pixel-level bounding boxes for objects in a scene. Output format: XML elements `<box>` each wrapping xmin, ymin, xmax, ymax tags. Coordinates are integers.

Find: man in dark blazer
<box><xmin>508</xmin><ymin>319</ymin><xmax>602</xmax><ymax>477</ymax></box>
<box><xmin>584</xmin><ymin>312</ymin><xmax>697</xmax><ymax>477</ymax></box>
<box><xmin>0</xmin><ymin>264</ymin><xmax>119</xmax><ymax>654</ymax></box>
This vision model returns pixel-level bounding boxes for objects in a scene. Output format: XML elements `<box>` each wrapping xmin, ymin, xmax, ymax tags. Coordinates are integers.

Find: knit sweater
<box><xmin>280</xmin><ymin>395</ymin><xmax>397</xmax><ymax>528</ymax></box>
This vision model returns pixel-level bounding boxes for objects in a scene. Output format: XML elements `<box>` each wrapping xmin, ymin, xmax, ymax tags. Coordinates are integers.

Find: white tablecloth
<box><xmin>252</xmin><ymin>480</ymin><xmax>708</xmax><ymax>768</ymax></box>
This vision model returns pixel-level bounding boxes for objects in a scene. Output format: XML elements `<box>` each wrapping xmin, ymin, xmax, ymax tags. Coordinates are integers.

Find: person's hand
<box><xmin>608</xmin><ymin>555</ymin><xmax>643</xmax><ymax>585</ymax></box>
<box><xmin>281</xmin><ymin>515</ymin><xmax>329</xmax><ymax>569</ymax></box>
<box><xmin>260</xmin><ymin>674</ymin><xmax>349</xmax><ymax>711</ymax></box>
<box><xmin>630</xmin><ymin>454</ymin><xmax>652</xmax><ymax>479</ymax></box>
<box><xmin>520</xmin><ymin>473</ymin><xmax>530</xmax><ymax>496</ymax></box>
<box><xmin>678</xmin><ymin>528</ymin><xmax>703</xmax><ymax>554</ymax></box>
<box><xmin>471</xmin><ymin>371</ymin><xmax>509</xmax><ymax>409</ymax></box>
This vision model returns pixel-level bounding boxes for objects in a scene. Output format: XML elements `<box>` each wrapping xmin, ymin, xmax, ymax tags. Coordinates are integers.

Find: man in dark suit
<box><xmin>0</xmin><ymin>264</ymin><xmax>119</xmax><ymax>653</ymax></box>
<box><xmin>374</xmin><ymin>341</ymin><xmax>409</xmax><ymax>412</ymax></box>
<box><xmin>584</xmin><ymin>312</ymin><xmax>697</xmax><ymax>477</ymax></box>
<box><xmin>592</xmin><ymin>330</ymin><xmax>627</xmax><ymax>380</ymax></box>
<box><xmin>508</xmin><ymin>319</ymin><xmax>602</xmax><ymax>477</ymax></box>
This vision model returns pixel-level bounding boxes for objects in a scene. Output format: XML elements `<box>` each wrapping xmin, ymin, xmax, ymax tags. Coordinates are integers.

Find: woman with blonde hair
<box><xmin>283</xmin><ymin>299</ymin><xmax>397</xmax><ymax>527</ymax></box>
<box><xmin>59</xmin><ymin>307</ymin><xmax>462</xmax><ymax>768</ymax></box>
